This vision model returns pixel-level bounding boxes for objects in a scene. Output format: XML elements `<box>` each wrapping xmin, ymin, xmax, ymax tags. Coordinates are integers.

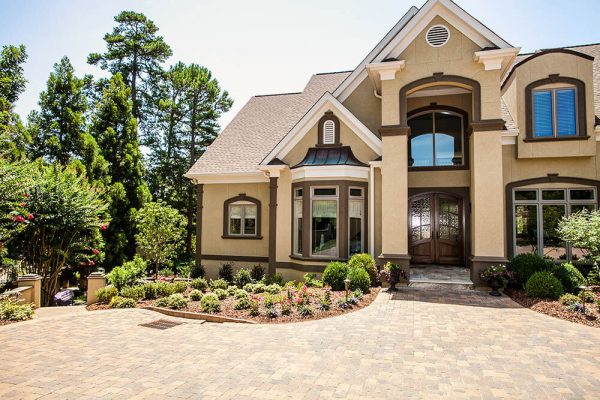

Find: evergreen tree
<box><xmin>91</xmin><ymin>73</ymin><xmax>151</xmax><ymax>267</ymax></box>
<box><xmin>0</xmin><ymin>44</ymin><xmax>30</xmax><ymax>161</ymax></box>
<box><xmin>88</xmin><ymin>11</ymin><xmax>172</xmax><ymax>122</ymax></box>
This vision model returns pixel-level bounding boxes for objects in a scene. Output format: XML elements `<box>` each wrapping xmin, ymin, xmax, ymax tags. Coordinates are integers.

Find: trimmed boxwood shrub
<box><xmin>171</xmin><ymin>281</ymin><xmax>188</xmax><ymax>294</ymax></box>
<box><xmin>190</xmin><ymin>278</ymin><xmax>208</xmax><ymax>291</ymax></box>
<box><xmin>120</xmin><ymin>285</ymin><xmax>145</xmax><ymax>300</ymax></box>
<box><xmin>323</xmin><ymin>262</ymin><xmax>349</xmax><ymax>291</ymax></box>
<box><xmin>189</xmin><ymin>289</ymin><xmax>203</xmax><ymax>301</ymax></box>
<box><xmin>234</xmin><ymin>268</ymin><xmax>254</xmax><ymax>288</ymax></box>
<box><xmin>234</xmin><ymin>296</ymin><xmax>250</xmax><ymax>310</ymax></box>
<box><xmin>200</xmin><ymin>293</ymin><xmax>221</xmax><ymax>313</ymax></box>
<box><xmin>525</xmin><ymin>271</ymin><xmax>564</xmax><ymax>299</ymax></box>
<box><xmin>109</xmin><ymin>296</ymin><xmax>137</xmax><ymax>309</ymax></box>
<box><xmin>96</xmin><ymin>286</ymin><xmax>118</xmax><ymax>303</ymax></box>
<box><xmin>214</xmin><ymin>288</ymin><xmax>227</xmax><ymax>300</ymax></box>
<box><xmin>552</xmin><ymin>263</ymin><xmax>585</xmax><ymax>294</ymax></box>
<box><xmin>347</xmin><ymin>253</ymin><xmax>378</xmax><ymax>286</ymax></box>
<box><xmin>166</xmin><ymin>293</ymin><xmax>188</xmax><ymax>309</ymax></box>
<box><xmin>347</xmin><ymin>267</ymin><xmax>370</xmax><ymax>293</ymax></box>
<box><xmin>210</xmin><ymin>278</ymin><xmax>228</xmax><ymax>290</ymax></box>
<box><xmin>508</xmin><ymin>253</ymin><xmax>551</xmax><ymax>287</ymax></box>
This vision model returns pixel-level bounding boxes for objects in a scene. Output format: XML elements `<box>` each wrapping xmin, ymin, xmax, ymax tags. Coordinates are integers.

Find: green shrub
<box><xmin>264</xmin><ymin>284</ymin><xmax>282</xmax><ymax>295</ymax></box>
<box><xmin>0</xmin><ymin>299</ymin><xmax>35</xmax><ymax>321</ymax></box>
<box><xmin>281</xmin><ymin>300</ymin><xmax>292</xmax><ymax>315</ymax></box>
<box><xmin>190</xmin><ymin>278</ymin><xmax>208</xmax><ymax>291</ymax></box>
<box><xmin>120</xmin><ymin>285</ymin><xmax>145</xmax><ymax>300</ymax></box>
<box><xmin>140</xmin><ymin>283</ymin><xmax>158</xmax><ymax>299</ymax></box>
<box><xmin>559</xmin><ymin>293</ymin><xmax>580</xmax><ymax>306</ymax></box>
<box><xmin>176</xmin><ymin>262</ymin><xmax>193</xmax><ymax>279</ymax></box>
<box><xmin>109</xmin><ymin>296</ymin><xmax>137</xmax><ymax>309</ymax></box>
<box><xmin>189</xmin><ymin>289</ymin><xmax>203</xmax><ymax>301</ymax></box>
<box><xmin>218</xmin><ymin>263</ymin><xmax>234</xmax><ymax>283</ymax></box>
<box><xmin>347</xmin><ymin>267</ymin><xmax>371</xmax><ymax>293</ymax></box>
<box><xmin>297</xmin><ymin>304</ymin><xmax>313</xmax><ymax>316</ymax></box>
<box><xmin>262</xmin><ymin>273</ymin><xmax>284</xmax><ymax>286</ymax></box>
<box><xmin>348</xmin><ymin>253</ymin><xmax>378</xmax><ymax>286</ymax></box>
<box><xmin>234</xmin><ymin>289</ymin><xmax>249</xmax><ymax>300</ymax></box>
<box><xmin>508</xmin><ymin>253</ymin><xmax>551</xmax><ymax>287</ymax></box>
<box><xmin>154</xmin><ymin>297</ymin><xmax>170</xmax><ymax>307</ymax></box>
<box><xmin>323</xmin><ymin>262</ymin><xmax>349</xmax><ymax>291</ymax></box>
<box><xmin>200</xmin><ymin>293</ymin><xmax>221</xmax><ymax>313</ymax></box>
<box><xmin>96</xmin><ymin>286</ymin><xmax>118</xmax><ymax>303</ymax></box>
<box><xmin>214</xmin><ymin>288</ymin><xmax>227</xmax><ymax>300</ymax></box>
<box><xmin>234</xmin><ymin>297</ymin><xmax>250</xmax><ymax>310</ymax></box>
<box><xmin>227</xmin><ymin>285</ymin><xmax>238</xmax><ymax>296</ymax></box>
<box><xmin>171</xmin><ymin>281</ymin><xmax>188</xmax><ymax>294</ymax></box>
<box><xmin>303</xmin><ymin>273</ymin><xmax>323</xmax><ymax>288</ymax></box>
<box><xmin>190</xmin><ymin>264</ymin><xmax>205</xmax><ymax>279</ymax></box>
<box><xmin>552</xmin><ymin>263</ymin><xmax>586</xmax><ymax>294</ymax></box>
<box><xmin>250</xmin><ymin>265</ymin><xmax>265</xmax><ymax>281</ymax></box>
<box><xmin>579</xmin><ymin>290</ymin><xmax>596</xmax><ymax>303</ymax></box>
<box><xmin>210</xmin><ymin>278</ymin><xmax>228</xmax><ymax>290</ymax></box>
<box><xmin>154</xmin><ymin>282</ymin><xmax>175</xmax><ymax>297</ymax></box>
<box><xmin>249</xmin><ymin>297</ymin><xmax>259</xmax><ymax>316</ymax></box>
<box><xmin>234</xmin><ymin>268</ymin><xmax>254</xmax><ymax>288</ymax></box>
<box><xmin>525</xmin><ymin>271</ymin><xmax>564</xmax><ymax>299</ymax></box>
<box><xmin>166</xmin><ymin>293</ymin><xmax>187</xmax><ymax>309</ymax></box>
<box><xmin>158</xmin><ymin>268</ymin><xmax>174</xmax><ymax>277</ymax></box>
<box><xmin>106</xmin><ymin>256</ymin><xmax>147</xmax><ymax>290</ymax></box>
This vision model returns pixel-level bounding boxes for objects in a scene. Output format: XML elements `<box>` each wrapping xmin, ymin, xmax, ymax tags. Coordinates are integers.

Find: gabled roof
<box><xmin>186</xmin><ymin>72</ymin><xmax>350</xmax><ymax>177</ymax></box>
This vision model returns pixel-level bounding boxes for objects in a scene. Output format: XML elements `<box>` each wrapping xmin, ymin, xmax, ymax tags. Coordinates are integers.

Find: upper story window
<box><xmin>223</xmin><ymin>194</ymin><xmax>262</xmax><ymax>239</ymax></box>
<box><xmin>318</xmin><ymin>111</ymin><xmax>340</xmax><ymax>146</ymax></box>
<box><xmin>408</xmin><ymin>109</ymin><xmax>465</xmax><ymax>168</ymax></box>
<box><xmin>533</xmin><ymin>86</ymin><xmax>577</xmax><ymax>138</ymax></box>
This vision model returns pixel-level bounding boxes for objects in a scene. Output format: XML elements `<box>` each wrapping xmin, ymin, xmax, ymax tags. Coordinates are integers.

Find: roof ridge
<box><xmin>254</xmin><ymin>92</ymin><xmax>302</xmax><ymax>98</ymax></box>
<box><xmin>315</xmin><ymin>70</ymin><xmax>353</xmax><ymax>76</ymax></box>
<box><xmin>519</xmin><ymin>42</ymin><xmax>600</xmax><ymax>56</ymax></box>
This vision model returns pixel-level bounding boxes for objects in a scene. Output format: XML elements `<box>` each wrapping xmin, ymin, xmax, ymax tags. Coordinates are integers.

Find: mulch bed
<box><xmin>0</xmin><ymin>319</ymin><xmax>18</xmax><ymax>326</ymax></box>
<box><xmin>506</xmin><ymin>288</ymin><xmax>600</xmax><ymax>328</ymax></box>
<box><xmin>87</xmin><ymin>287</ymin><xmax>380</xmax><ymax>324</ymax></box>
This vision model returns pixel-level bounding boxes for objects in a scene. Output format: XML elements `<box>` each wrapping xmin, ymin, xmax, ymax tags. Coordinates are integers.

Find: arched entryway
<box><xmin>408</xmin><ymin>191</ymin><xmax>467</xmax><ymax>266</ymax></box>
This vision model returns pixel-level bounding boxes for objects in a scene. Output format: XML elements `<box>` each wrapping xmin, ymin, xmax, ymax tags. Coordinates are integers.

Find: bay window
<box><xmin>311</xmin><ymin>187</ymin><xmax>338</xmax><ymax>257</ymax></box>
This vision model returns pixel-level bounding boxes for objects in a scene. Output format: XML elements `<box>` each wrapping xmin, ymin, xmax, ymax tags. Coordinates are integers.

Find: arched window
<box><xmin>223</xmin><ymin>194</ymin><xmax>262</xmax><ymax>239</ymax></box>
<box><xmin>408</xmin><ymin>109</ymin><xmax>465</xmax><ymax>168</ymax></box>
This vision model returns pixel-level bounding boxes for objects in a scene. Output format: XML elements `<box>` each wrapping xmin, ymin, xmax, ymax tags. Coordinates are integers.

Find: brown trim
<box><xmin>202</xmin><ymin>254</ymin><xmax>269</xmax><ymax>263</ymax></box>
<box><xmin>222</xmin><ymin>194</ymin><xmax>262</xmax><ymax>239</ymax></box>
<box><xmin>407</xmin><ymin>105</ymin><xmax>470</xmax><ymax>171</ymax></box>
<box><xmin>317</xmin><ymin>111</ymin><xmax>341</xmax><ymax>146</ymax></box>
<box><xmin>470</xmin><ymin>119</ymin><xmax>505</xmax><ymax>132</ymax></box>
<box><xmin>502</xmin><ymin>48</ymin><xmax>595</xmax><ymax>90</ymax></box>
<box><xmin>523</xmin><ymin>136</ymin><xmax>590</xmax><ymax>142</ymax></box>
<box><xmin>196</xmin><ymin>184</ymin><xmax>204</xmax><ymax>267</ymax></box>
<box><xmin>289</xmin><ymin>254</ymin><xmax>347</xmax><ymax>262</ymax></box>
<box><xmin>408</xmin><ymin>187</ymin><xmax>470</xmax><ymax>268</ymax></box>
<box><xmin>268</xmin><ymin>177</ymin><xmax>278</xmax><ymax>276</ymax></box>
<box><xmin>276</xmin><ymin>262</ymin><xmax>328</xmax><ymax>274</ymax></box>
<box><xmin>505</xmin><ymin>175</ymin><xmax>600</xmax><ymax>260</ymax></box>
<box><xmin>399</xmin><ymin>73</ymin><xmax>481</xmax><ymax>126</ymax></box>
<box><xmin>291</xmin><ymin>180</ymin><xmax>368</xmax><ymax>261</ymax></box>
<box><xmin>379</xmin><ymin>125</ymin><xmax>410</xmax><ymax>137</ymax></box>
<box><xmin>525</xmin><ymin>75</ymin><xmax>587</xmax><ymax>140</ymax></box>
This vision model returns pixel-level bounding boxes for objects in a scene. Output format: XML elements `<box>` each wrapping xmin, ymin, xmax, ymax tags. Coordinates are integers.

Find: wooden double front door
<box><xmin>409</xmin><ymin>193</ymin><xmax>464</xmax><ymax>265</ymax></box>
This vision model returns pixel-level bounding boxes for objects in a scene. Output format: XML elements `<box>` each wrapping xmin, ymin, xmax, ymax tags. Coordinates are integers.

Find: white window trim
<box><xmin>293</xmin><ymin>189</ymin><xmax>303</xmax><ymax>256</ymax></box>
<box><xmin>323</xmin><ymin>119</ymin><xmax>336</xmax><ymax>144</ymax></box>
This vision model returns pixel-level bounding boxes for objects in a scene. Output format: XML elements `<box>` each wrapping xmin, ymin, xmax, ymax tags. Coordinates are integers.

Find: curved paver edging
<box><xmin>143</xmin><ymin>306</ymin><xmax>256</xmax><ymax>324</ymax></box>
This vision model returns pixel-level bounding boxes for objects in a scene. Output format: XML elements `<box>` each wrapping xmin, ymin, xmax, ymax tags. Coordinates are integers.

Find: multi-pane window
<box><xmin>311</xmin><ymin>187</ymin><xmax>338</xmax><ymax>257</ymax></box>
<box><xmin>228</xmin><ymin>202</ymin><xmax>257</xmax><ymax>236</ymax></box>
<box><xmin>513</xmin><ymin>188</ymin><xmax>596</xmax><ymax>261</ymax></box>
<box><xmin>408</xmin><ymin>111</ymin><xmax>464</xmax><ymax>167</ymax></box>
<box><xmin>293</xmin><ymin>188</ymin><xmax>303</xmax><ymax>255</ymax></box>
<box><xmin>348</xmin><ymin>187</ymin><xmax>364</xmax><ymax>256</ymax></box>
<box><xmin>533</xmin><ymin>87</ymin><xmax>577</xmax><ymax>138</ymax></box>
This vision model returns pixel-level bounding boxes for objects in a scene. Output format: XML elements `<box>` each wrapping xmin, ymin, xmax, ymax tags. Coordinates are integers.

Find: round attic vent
<box><xmin>426</xmin><ymin>25</ymin><xmax>450</xmax><ymax>47</ymax></box>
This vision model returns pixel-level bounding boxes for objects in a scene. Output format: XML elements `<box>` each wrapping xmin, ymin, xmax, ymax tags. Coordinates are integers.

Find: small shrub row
<box><xmin>155</xmin><ymin>293</ymin><xmax>188</xmax><ymax>310</ymax></box>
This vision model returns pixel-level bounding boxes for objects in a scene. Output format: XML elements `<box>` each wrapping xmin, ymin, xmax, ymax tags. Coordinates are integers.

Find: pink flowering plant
<box><xmin>480</xmin><ymin>264</ymin><xmax>514</xmax><ymax>284</ymax></box>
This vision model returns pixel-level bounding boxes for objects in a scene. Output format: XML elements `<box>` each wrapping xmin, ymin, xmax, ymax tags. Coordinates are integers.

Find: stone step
<box><xmin>408</xmin><ymin>279</ymin><xmax>474</xmax><ymax>291</ymax></box>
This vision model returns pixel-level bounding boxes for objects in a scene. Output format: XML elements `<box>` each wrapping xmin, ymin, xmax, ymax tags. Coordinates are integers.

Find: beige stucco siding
<box><xmin>343</xmin><ymin>77</ymin><xmax>382</xmax><ymax>134</ymax></box>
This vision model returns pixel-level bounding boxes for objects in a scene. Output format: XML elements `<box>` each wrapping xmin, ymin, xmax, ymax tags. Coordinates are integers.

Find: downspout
<box><xmin>373</xmin><ymin>90</ymin><xmax>382</xmax><ymax>100</ymax></box>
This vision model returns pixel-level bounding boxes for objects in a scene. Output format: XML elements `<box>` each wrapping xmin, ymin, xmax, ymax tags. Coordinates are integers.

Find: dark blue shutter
<box><xmin>533</xmin><ymin>90</ymin><xmax>553</xmax><ymax>137</ymax></box>
<box><xmin>556</xmin><ymin>88</ymin><xmax>577</xmax><ymax>136</ymax></box>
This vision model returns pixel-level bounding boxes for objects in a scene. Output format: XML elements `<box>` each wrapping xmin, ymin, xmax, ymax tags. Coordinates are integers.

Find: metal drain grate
<box><xmin>139</xmin><ymin>319</ymin><xmax>183</xmax><ymax>330</ymax></box>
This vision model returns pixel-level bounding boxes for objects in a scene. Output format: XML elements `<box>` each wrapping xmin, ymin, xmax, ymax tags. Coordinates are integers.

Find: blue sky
<box><xmin>2</xmin><ymin>0</ymin><xmax>599</xmax><ymax>128</ymax></box>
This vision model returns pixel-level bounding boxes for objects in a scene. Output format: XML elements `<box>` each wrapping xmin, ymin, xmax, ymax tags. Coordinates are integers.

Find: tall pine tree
<box><xmin>91</xmin><ymin>73</ymin><xmax>150</xmax><ymax>267</ymax></box>
<box><xmin>88</xmin><ymin>11</ymin><xmax>172</xmax><ymax>122</ymax></box>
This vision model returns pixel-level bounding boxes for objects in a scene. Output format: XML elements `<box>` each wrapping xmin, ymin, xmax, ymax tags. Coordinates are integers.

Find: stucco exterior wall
<box><xmin>343</xmin><ymin>77</ymin><xmax>382</xmax><ymax>134</ymax></box>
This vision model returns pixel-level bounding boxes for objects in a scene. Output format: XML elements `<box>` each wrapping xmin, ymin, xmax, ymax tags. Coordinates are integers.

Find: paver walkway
<box><xmin>1</xmin><ymin>289</ymin><xmax>599</xmax><ymax>399</ymax></box>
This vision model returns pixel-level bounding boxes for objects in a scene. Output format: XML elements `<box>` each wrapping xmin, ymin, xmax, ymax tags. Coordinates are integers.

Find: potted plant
<box><xmin>480</xmin><ymin>264</ymin><xmax>513</xmax><ymax>296</ymax></box>
<box><xmin>379</xmin><ymin>262</ymin><xmax>407</xmax><ymax>292</ymax></box>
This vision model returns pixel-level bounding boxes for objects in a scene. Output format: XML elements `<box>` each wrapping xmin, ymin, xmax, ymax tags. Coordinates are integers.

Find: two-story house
<box><xmin>186</xmin><ymin>0</ymin><xmax>600</xmax><ymax>284</ymax></box>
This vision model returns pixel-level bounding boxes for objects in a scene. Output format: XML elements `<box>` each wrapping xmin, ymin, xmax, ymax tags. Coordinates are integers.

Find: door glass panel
<box><xmin>515</xmin><ymin>205</ymin><xmax>537</xmax><ymax>255</ymax></box>
<box><xmin>409</xmin><ymin>197</ymin><xmax>431</xmax><ymax>241</ymax></box>
<box><xmin>542</xmin><ymin>205</ymin><xmax>566</xmax><ymax>260</ymax></box>
<box><xmin>438</xmin><ymin>197</ymin><xmax>460</xmax><ymax>241</ymax></box>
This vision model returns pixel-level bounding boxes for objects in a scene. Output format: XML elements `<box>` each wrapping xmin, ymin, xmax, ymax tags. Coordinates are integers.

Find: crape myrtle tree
<box><xmin>146</xmin><ymin>62</ymin><xmax>232</xmax><ymax>256</ymax></box>
<box><xmin>90</xmin><ymin>73</ymin><xmax>151</xmax><ymax>268</ymax></box>
<box><xmin>134</xmin><ymin>201</ymin><xmax>185</xmax><ymax>275</ymax></box>
<box><xmin>9</xmin><ymin>164</ymin><xmax>109</xmax><ymax>306</ymax></box>
<box><xmin>88</xmin><ymin>11</ymin><xmax>172</xmax><ymax>122</ymax></box>
<box><xmin>0</xmin><ymin>44</ymin><xmax>30</xmax><ymax>161</ymax></box>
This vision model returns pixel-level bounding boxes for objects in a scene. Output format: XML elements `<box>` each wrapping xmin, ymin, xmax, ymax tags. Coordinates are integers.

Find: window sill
<box><xmin>523</xmin><ymin>135</ymin><xmax>590</xmax><ymax>142</ymax></box>
<box><xmin>409</xmin><ymin>165</ymin><xmax>468</xmax><ymax>172</ymax></box>
<box><xmin>221</xmin><ymin>235</ymin><xmax>263</xmax><ymax>240</ymax></box>
<box><xmin>289</xmin><ymin>254</ymin><xmax>347</xmax><ymax>262</ymax></box>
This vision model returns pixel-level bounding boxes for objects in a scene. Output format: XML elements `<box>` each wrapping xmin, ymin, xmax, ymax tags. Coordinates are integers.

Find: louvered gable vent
<box><xmin>323</xmin><ymin>120</ymin><xmax>335</xmax><ymax>144</ymax></box>
<box><xmin>426</xmin><ymin>25</ymin><xmax>450</xmax><ymax>47</ymax></box>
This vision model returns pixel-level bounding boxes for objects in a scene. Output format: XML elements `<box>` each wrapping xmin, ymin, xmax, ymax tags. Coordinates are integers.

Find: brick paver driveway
<box><xmin>1</xmin><ymin>289</ymin><xmax>600</xmax><ymax>399</ymax></box>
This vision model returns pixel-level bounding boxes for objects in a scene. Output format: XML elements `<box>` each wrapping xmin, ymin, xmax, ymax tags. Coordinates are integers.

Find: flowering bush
<box><xmin>480</xmin><ymin>264</ymin><xmax>514</xmax><ymax>284</ymax></box>
<box><xmin>379</xmin><ymin>262</ymin><xmax>407</xmax><ymax>284</ymax></box>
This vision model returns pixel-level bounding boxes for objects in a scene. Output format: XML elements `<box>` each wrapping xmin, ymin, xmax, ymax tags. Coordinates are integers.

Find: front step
<box><xmin>408</xmin><ymin>279</ymin><xmax>474</xmax><ymax>291</ymax></box>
